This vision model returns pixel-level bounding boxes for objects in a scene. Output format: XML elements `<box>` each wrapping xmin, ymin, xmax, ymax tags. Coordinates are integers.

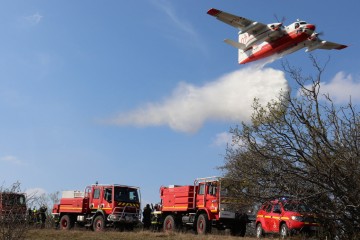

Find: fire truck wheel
<box><xmin>256</xmin><ymin>223</ymin><xmax>264</xmax><ymax>238</ymax></box>
<box><xmin>163</xmin><ymin>215</ymin><xmax>176</xmax><ymax>232</ymax></box>
<box><xmin>93</xmin><ymin>215</ymin><xmax>105</xmax><ymax>231</ymax></box>
<box><xmin>196</xmin><ymin>214</ymin><xmax>210</xmax><ymax>235</ymax></box>
<box><xmin>59</xmin><ymin>215</ymin><xmax>73</xmax><ymax>230</ymax></box>
<box><xmin>280</xmin><ymin>223</ymin><xmax>289</xmax><ymax>239</ymax></box>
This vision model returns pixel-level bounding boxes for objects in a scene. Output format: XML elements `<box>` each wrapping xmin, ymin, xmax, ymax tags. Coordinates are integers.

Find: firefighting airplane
<box><xmin>207</xmin><ymin>8</ymin><xmax>347</xmax><ymax>64</ymax></box>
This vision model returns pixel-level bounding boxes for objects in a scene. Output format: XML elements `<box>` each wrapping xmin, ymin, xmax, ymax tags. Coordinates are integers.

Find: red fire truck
<box><xmin>52</xmin><ymin>183</ymin><xmax>141</xmax><ymax>231</ymax></box>
<box><xmin>0</xmin><ymin>192</ymin><xmax>27</xmax><ymax>222</ymax></box>
<box><xmin>152</xmin><ymin>176</ymin><xmax>248</xmax><ymax>235</ymax></box>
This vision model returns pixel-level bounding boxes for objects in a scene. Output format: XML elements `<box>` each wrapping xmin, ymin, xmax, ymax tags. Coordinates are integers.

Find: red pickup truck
<box><xmin>255</xmin><ymin>198</ymin><xmax>319</xmax><ymax>238</ymax></box>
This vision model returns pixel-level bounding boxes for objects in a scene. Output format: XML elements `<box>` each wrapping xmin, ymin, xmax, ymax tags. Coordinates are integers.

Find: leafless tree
<box><xmin>45</xmin><ymin>191</ymin><xmax>60</xmax><ymax>228</ymax></box>
<box><xmin>222</xmin><ymin>57</ymin><xmax>360</xmax><ymax>239</ymax></box>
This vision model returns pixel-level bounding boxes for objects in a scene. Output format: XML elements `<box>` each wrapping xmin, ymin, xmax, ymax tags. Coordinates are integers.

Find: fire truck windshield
<box><xmin>114</xmin><ymin>187</ymin><xmax>139</xmax><ymax>203</ymax></box>
<box><xmin>1</xmin><ymin>193</ymin><xmax>26</xmax><ymax>206</ymax></box>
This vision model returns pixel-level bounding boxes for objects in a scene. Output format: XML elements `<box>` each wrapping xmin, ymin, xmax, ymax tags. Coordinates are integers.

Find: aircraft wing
<box><xmin>306</xmin><ymin>38</ymin><xmax>347</xmax><ymax>52</ymax></box>
<box><xmin>317</xmin><ymin>40</ymin><xmax>347</xmax><ymax>50</ymax></box>
<box><xmin>207</xmin><ymin>8</ymin><xmax>267</xmax><ymax>33</ymax></box>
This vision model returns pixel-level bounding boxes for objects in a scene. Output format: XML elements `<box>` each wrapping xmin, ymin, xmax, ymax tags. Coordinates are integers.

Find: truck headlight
<box><xmin>291</xmin><ymin>216</ymin><xmax>304</xmax><ymax>222</ymax></box>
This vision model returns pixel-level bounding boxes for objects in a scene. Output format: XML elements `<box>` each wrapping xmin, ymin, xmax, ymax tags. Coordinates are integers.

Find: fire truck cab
<box><xmin>152</xmin><ymin>176</ymin><xmax>248</xmax><ymax>235</ymax></box>
<box><xmin>52</xmin><ymin>183</ymin><xmax>141</xmax><ymax>231</ymax></box>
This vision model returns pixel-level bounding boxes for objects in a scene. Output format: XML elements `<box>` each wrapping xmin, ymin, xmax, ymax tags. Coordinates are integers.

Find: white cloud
<box><xmin>107</xmin><ymin>67</ymin><xmax>289</xmax><ymax>133</ymax></box>
<box><xmin>0</xmin><ymin>155</ymin><xmax>23</xmax><ymax>165</ymax></box>
<box><xmin>212</xmin><ymin>132</ymin><xmax>233</xmax><ymax>147</ymax></box>
<box><xmin>320</xmin><ymin>72</ymin><xmax>360</xmax><ymax>103</ymax></box>
<box><xmin>24</xmin><ymin>13</ymin><xmax>43</xmax><ymax>25</ymax></box>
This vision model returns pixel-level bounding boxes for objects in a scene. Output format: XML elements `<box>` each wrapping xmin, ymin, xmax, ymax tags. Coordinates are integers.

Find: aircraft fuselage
<box><xmin>239</xmin><ymin>24</ymin><xmax>315</xmax><ymax>64</ymax></box>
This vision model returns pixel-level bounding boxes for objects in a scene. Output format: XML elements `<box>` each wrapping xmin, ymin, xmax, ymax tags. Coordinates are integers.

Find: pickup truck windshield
<box><xmin>283</xmin><ymin>202</ymin><xmax>312</xmax><ymax>212</ymax></box>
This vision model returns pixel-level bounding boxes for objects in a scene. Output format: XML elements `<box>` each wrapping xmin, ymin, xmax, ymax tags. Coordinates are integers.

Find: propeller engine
<box><xmin>309</xmin><ymin>31</ymin><xmax>324</xmax><ymax>41</ymax></box>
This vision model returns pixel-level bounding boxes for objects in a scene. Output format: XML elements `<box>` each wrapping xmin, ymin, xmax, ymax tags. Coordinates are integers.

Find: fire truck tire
<box><xmin>59</xmin><ymin>215</ymin><xmax>73</xmax><ymax>230</ymax></box>
<box><xmin>163</xmin><ymin>215</ymin><xmax>177</xmax><ymax>232</ymax></box>
<box><xmin>196</xmin><ymin>214</ymin><xmax>211</xmax><ymax>235</ymax></box>
<box><xmin>93</xmin><ymin>215</ymin><xmax>105</xmax><ymax>231</ymax></box>
<box><xmin>280</xmin><ymin>223</ymin><xmax>289</xmax><ymax>239</ymax></box>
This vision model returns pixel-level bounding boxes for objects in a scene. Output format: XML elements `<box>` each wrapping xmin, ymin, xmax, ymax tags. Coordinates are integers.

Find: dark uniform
<box><xmin>238</xmin><ymin>212</ymin><xmax>249</xmax><ymax>237</ymax></box>
<box><xmin>142</xmin><ymin>204</ymin><xmax>152</xmax><ymax>230</ymax></box>
<box><xmin>39</xmin><ymin>205</ymin><xmax>47</xmax><ymax>228</ymax></box>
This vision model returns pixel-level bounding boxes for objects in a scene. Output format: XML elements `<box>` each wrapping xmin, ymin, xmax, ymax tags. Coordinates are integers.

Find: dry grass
<box><xmin>25</xmin><ymin>229</ymin><xmax>261</xmax><ymax>240</ymax></box>
<box><xmin>25</xmin><ymin>229</ymin><xmax>315</xmax><ymax>240</ymax></box>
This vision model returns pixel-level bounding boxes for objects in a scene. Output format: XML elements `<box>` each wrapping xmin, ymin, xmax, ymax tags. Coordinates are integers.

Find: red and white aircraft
<box><xmin>207</xmin><ymin>8</ymin><xmax>347</xmax><ymax>64</ymax></box>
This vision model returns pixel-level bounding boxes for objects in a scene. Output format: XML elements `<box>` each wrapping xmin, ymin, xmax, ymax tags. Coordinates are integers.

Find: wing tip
<box><xmin>207</xmin><ymin>8</ymin><xmax>221</xmax><ymax>16</ymax></box>
<box><xmin>336</xmin><ymin>45</ymin><xmax>347</xmax><ymax>50</ymax></box>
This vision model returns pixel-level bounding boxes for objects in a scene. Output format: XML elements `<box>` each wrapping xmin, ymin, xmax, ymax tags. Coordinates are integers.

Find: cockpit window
<box><xmin>294</xmin><ymin>21</ymin><xmax>307</xmax><ymax>29</ymax></box>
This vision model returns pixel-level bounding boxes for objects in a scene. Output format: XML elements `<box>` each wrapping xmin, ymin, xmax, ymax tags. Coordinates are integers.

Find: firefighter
<box><xmin>33</xmin><ymin>207</ymin><xmax>39</xmax><ymax>223</ymax></box>
<box><xmin>150</xmin><ymin>204</ymin><xmax>162</xmax><ymax>231</ymax></box>
<box><xmin>238</xmin><ymin>212</ymin><xmax>250</xmax><ymax>237</ymax></box>
<box><xmin>27</xmin><ymin>208</ymin><xmax>33</xmax><ymax>224</ymax></box>
<box><xmin>142</xmin><ymin>204</ymin><xmax>152</xmax><ymax>230</ymax></box>
<box><xmin>39</xmin><ymin>205</ymin><xmax>47</xmax><ymax>229</ymax></box>
<box><xmin>232</xmin><ymin>210</ymin><xmax>250</xmax><ymax>237</ymax></box>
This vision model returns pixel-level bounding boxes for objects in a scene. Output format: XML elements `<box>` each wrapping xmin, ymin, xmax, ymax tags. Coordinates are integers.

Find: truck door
<box><xmin>263</xmin><ymin>203</ymin><xmax>273</xmax><ymax>232</ymax></box>
<box><xmin>91</xmin><ymin>186</ymin><xmax>102</xmax><ymax>210</ymax></box>
<box><xmin>205</xmin><ymin>182</ymin><xmax>218</xmax><ymax>214</ymax></box>
<box><xmin>267</xmin><ymin>203</ymin><xmax>281</xmax><ymax>233</ymax></box>
<box><xmin>195</xmin><ymin>183</ymin><xmax>205</xmax><ymax>208</ymax></box>
<box><xmin>103</xmin><ymin>187</ymin><xmax>113</xmax><ymax>214</ymax></box>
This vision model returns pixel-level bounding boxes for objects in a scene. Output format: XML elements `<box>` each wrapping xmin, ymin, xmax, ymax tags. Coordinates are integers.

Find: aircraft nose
<box><xmin>306</xmin><ymin>24</ymin><xmax>316</xmax><ymax>31</ymax></box>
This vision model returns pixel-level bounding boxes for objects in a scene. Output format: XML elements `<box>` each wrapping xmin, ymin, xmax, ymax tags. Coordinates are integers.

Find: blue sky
<box><xmin>0</xmin><ymin>0</ymin><xmax>359</xmax><ymax>205</ymax></box>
